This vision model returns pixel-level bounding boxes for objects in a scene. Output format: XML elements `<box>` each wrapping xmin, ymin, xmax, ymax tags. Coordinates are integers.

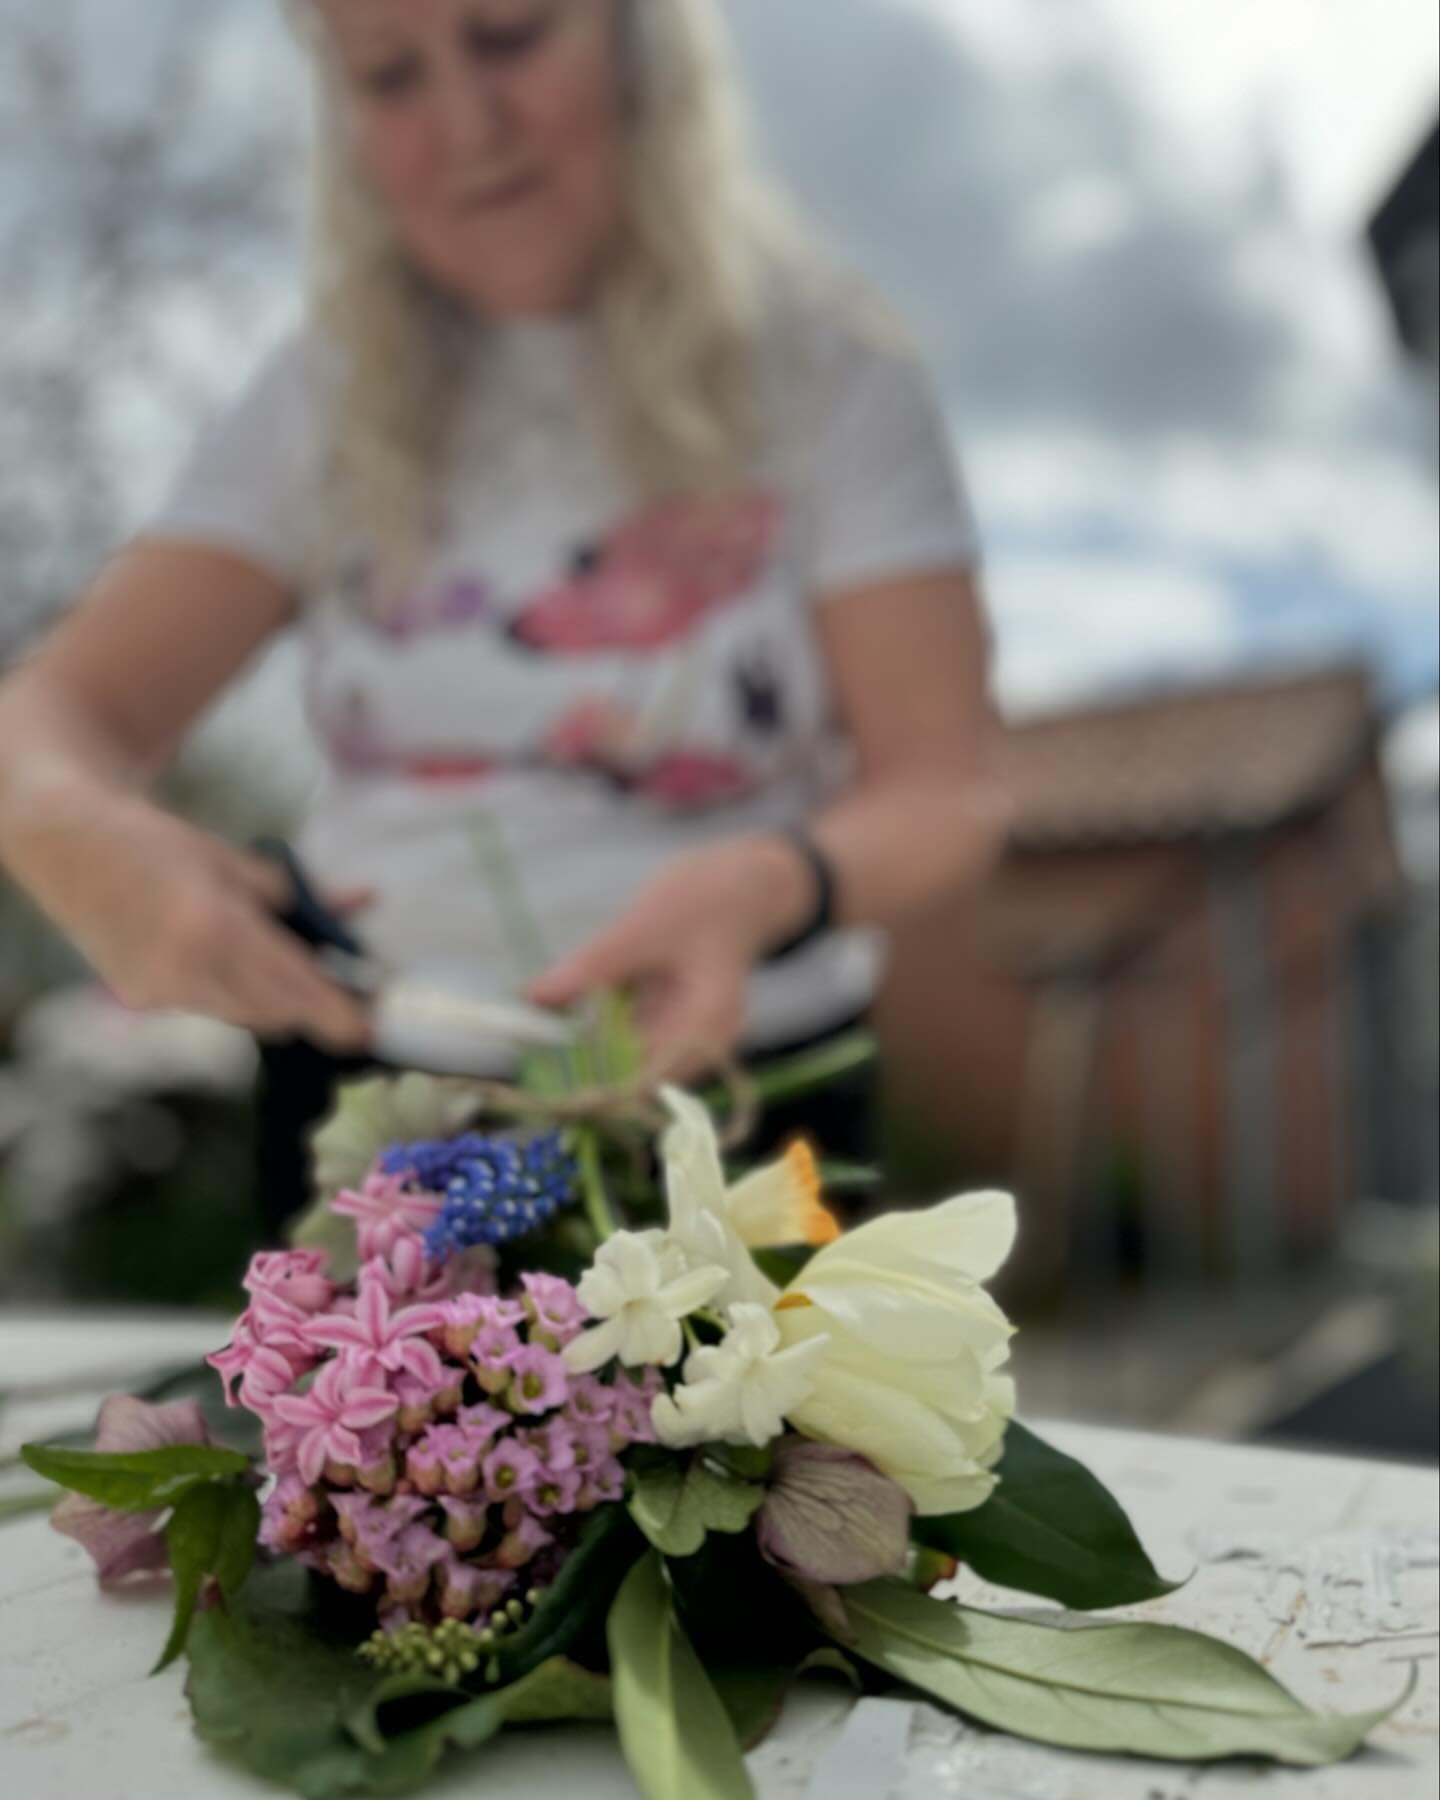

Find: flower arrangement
<box><xmin>23</xmin><ymin>1049</ymin><xmax>1408</xmax><ymax>1798</ymax></box>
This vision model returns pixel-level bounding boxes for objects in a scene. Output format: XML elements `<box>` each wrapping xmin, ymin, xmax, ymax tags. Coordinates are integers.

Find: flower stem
<box><xmin>577</xmin><ymin>1129</ymin><xmax>618</xmax><ymax>1243</ymax></box>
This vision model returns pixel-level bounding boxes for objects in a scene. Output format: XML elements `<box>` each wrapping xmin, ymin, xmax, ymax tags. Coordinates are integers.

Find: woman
<box><xmin>0</xmin><ymin>0</ymin><xmax>1006</xmax><ymax>1224</ymax></box>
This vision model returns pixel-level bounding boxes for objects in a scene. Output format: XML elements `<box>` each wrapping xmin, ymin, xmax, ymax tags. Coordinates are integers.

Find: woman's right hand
<box><xmin>6</xmin><ymin>788</ymin><xmax>374</xmax><ymax>1051</ymax></box>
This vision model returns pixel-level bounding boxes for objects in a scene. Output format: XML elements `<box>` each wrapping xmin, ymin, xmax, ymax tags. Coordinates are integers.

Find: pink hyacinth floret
<box><xmin>332</xmin><ymin>1171</ymin><xmax>445</xmax><ymax>1263</ymax></box>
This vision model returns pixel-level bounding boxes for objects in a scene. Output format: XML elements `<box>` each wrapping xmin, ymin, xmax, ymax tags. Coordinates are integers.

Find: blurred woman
<box><xmin>0</xmin><ymin>0</ymin><xmax>1007</xmax><ymax>1222</ymax></box>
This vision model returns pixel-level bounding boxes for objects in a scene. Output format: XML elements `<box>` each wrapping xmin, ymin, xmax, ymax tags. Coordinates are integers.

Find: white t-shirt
<box><xmin>146</xmin><ymin>291</ymin><xmax>979</xmax><ymax>1052</ymax></box>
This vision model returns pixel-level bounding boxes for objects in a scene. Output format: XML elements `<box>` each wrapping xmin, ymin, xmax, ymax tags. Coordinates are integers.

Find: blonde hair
<box><xmin>282</xmin><ymin>0</ymin><xmax>805</xmax><ymax>587</ymax></box>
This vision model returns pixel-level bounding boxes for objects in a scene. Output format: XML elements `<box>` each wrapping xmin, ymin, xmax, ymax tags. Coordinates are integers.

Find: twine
<box><xmin>455</xmin><ymin>1048</ymin><xmax>762</xmax><ymax>1151</ymax></box>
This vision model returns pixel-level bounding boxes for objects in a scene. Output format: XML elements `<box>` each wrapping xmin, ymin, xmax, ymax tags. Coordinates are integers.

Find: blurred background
<box><xmin>1</xmin><ymin>0</ymin><xmax>1436</xmax><ymax>1461</ymax></box>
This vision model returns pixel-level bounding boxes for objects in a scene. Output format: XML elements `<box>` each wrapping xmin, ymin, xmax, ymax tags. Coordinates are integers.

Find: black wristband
<box><xmin>766</xmin><ymin>829</ymin><xmax>839</xmax><ymax>962</ymax></box>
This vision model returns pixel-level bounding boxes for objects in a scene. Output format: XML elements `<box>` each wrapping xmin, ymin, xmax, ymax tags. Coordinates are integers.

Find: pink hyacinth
<box><xmin>249</xmin><ymin>1290</ymin><xmax>324</xmax><ymax>1365</ymax></box>
<box><xmin>332</xmin><ymin>1172</ymin><xmax>444</xmax><ymax>1263</ymax></box>
<box><xmin>271</xmin><ymin>1355</ymin><xmax>399</xmax><ymax>1485</ymax></box>
<box><xmin>305</xmin><ymin>1267</ymin><xmax>449</xmax><ymax>1386</ymax></box>
<box><xmin>367</xmin><ymin>1233</ymin><xmax>450</xmax><ymax>1305</ymax></box>
<box><xmin>244</xmin><ymin>1249</ymin><xmax>337</xmax><ymax>1315</ymax></box>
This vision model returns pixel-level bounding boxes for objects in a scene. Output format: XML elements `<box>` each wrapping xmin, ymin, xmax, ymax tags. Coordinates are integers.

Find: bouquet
<box><xmin>23</xmin><ymin>1042</ymin><xmax>1407</xmax><ymax>1797</ymax></box>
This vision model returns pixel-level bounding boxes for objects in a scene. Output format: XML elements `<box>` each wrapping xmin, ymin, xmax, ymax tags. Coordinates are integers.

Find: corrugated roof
<box><xmin>1000</xmin><ymin>667</ymin><xmax>1376</xmax><ymax>851</ymax></box>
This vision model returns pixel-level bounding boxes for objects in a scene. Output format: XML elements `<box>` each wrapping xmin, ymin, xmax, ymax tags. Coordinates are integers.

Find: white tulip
<box><xmin>773</xmin><ymin>1191</ymin><xmax>1019</xmax><ymax>1516</ymax></box>
<box><xmin>652</xmin><ymin>1304</ymin><xmax>831</xmax><ymax>1450</ymax></box>
<box><xmin>564</xmin><ymin>1231</ymin><xmax>729</xmax><ymax>1374</ymax></box>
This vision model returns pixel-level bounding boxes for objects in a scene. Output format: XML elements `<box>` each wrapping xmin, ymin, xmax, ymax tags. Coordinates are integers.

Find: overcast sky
<box><xmin>719</xmin><ymin>0</ymin><xmax>1439</xmax><ymax>714</ymax></box>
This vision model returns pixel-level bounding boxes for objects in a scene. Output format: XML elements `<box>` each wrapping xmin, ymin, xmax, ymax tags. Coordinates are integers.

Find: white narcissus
<box><xmin>772</xmin><ymin>1191</ymin><xmax>1019</xmax><ymax>1517</ymax></box>
<box><xmin>563</xmin><ymin>1230</ymin><xmax>728</xmax><ymax>1373</ymax></box>
<box><xmin>652</xmin><ymin>1303</ymin><xmax>831</xmax><ymax>1450</ymax></box>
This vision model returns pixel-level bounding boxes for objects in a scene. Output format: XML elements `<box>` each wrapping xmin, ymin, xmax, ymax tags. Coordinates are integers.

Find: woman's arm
<box><xmin>0</xmin><ymin>543</ymin><xmax>371</xmax><ymax>1047</ymax></box>
<box><xmin>804</xmin><ymin>566</ymin><xmax>1010</xmax><ymax>924</ymax></box>
<box><xmin>529</xmin><ymin>566</ymin><xmax>1009</xmax><ymax>1072</ymax></box>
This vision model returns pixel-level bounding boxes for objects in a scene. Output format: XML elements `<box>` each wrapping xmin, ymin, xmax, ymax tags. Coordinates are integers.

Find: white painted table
<box><xmin>2</xmin><ymin>1311</ymin><xmax>1437</xmax><ymax>1799</ymax></box>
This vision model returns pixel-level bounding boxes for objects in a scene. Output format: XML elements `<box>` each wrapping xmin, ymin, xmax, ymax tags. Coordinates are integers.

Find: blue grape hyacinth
<box><xmin>378</xmin><ymin>1131</ymin><xmax>580</xmax><ymax>1257</ymax></box>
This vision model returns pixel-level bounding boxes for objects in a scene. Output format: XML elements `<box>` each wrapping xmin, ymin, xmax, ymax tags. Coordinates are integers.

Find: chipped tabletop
<box><xmin>1</xmin><ymin>1311</ymin><xmax>1436</xmax><ymax>1799</ymax></box>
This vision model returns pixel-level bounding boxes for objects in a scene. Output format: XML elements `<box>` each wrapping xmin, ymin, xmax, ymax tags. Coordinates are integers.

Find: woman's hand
<box><xmin>5</xmin><ymin>787</ymin><xmax>374</xmax><ymax>1051</ymax></box>
<box><xmin>528</xmin><ymin>837</ymin><xmax>815</xmax><ymax>1080</ymax></box>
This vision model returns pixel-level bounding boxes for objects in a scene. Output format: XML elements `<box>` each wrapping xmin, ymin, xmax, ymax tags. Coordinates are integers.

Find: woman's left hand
<box><xmin>526</xmin><ymin>837</ymin><xmax>814</xmax><ymax>1080</ymax></box>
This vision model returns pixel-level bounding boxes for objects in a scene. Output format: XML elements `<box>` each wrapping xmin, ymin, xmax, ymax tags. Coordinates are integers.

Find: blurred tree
<box><xmin>0</xmin><ymin>0</ymin><xmax>299</xmax><ymax>663</ymax></box>
<box><xmin>0</xmin><ymin>0</ymin><xmax>310</xmax><ymax>1026</ymax></box>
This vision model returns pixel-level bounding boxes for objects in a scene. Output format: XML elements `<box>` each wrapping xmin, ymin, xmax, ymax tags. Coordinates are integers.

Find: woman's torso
<box><xmin>295</xmin><ymin>317</ymin><xmax>881</xmax><ymax>1047</ymax></box>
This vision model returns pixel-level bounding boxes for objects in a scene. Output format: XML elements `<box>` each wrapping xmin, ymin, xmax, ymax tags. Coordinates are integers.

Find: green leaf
<box><xmin>840</xmin><ymin>1580</ymin><xmax>1411</xmax><ymax>1767</ymax></box>
<box><xmin>493</xmin><ymin>1502</ymin><xmax>644</xmax><ymax>1683</ymax></box>
<box><xmin>607</xmin><ymin>1553</ymin><xmax>754</xmax><ymax>1800</ymax></box>
<box><xmin>913</xmin><ymin>1422</ymin><xmax>1181</xmax><ymax>1610</ymax></box>
<box><xmin>706</xmin><ymin>1649</ymin><xmax>861</xmax><ymax>1751</ymax></box>
<box><xmin>20</xmin><ymin>1442</ymin><xmax>251</xmax><ymax>1512</ymax></box>
<box><xmin>495</xmin><ymin>1657</ymin><xmax>613</xmax><ymax>1725</ymax></box>
<box><xmin>630</xmin><ymin>1458</ymin><xmax>766</xmax><ymax>1558</ymax></box>
<box><xmin>186</xmin><ymin>1575</ymin><xmax>381</xmax><ymax>1799</ymax></box>
<box><xmin>740</xmin><ymin>1032</ymin><xmax>878</xmax><ymax>1106</ymax></box>
<box><xmin>154</xmin><ymin>1481</ymin><xmax>260</xmax><ymax>1673</ymax></box>
<box><xmin>351</xmin><ymin>1659</ymin><xmax>613</xmax><ymax>1794</ymax></box>
<box><xmin>191</xmin><ymin>1555</ymin><xmax>617</xmax><ymax>1800</ymax></box>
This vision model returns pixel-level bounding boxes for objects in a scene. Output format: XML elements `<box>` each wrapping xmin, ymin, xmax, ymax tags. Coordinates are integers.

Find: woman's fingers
<box><xmin>528</xmin><ymin>922</ymin><xmax>648</xmax><ymax>1010</ymax></box>
<box><xmin>324</xmin><ymin>885</ymin><xmax>379</xmax><ymax>919</ymax></box>
<box><xmin>635</xmin><ymin>966</ymin><xmax>746</xmax><ymax>1082</ymax></box>
<box><xmin>214</xmin><ymin>843</ymin><xmax>294</xmax><ymax>912</ymax></box>
<box><xmin>204</xmin><ymin>900</ymin><xmax>374</xmax><ymax>1050</ymax></box>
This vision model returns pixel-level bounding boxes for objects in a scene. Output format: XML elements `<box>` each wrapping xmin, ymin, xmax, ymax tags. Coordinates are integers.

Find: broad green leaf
<box><xmin>355</xmin><ymin>1660</ymin><xmax>615</xmax><ymax>1794</ymax></box>
<box><xmin>841</xmin><ymin>1580</ymin><xmax>1410</xmax><ymax>1767</ymax></box>
<box><xmin>213</xmin><ymin>1486</ymin><xmax>263</xmax><ymax>1600</ymax></box>
<box><xmin>345</xmin><ymin>1675</ymin><xmax>467</xmax><ymax>1758</ymax></box>
<box><xmin>630</xmin><ymin>1458</ymin><xmax>765</xmax><ymax>1558</ymax></box>
<box><xmin>186</xmin><ymin>1578</ymin><xmax>383</xmax><ymax>1799</ymax></box>
<box><xmin>20</xmin><ymin>1442</ymin><xmax>250</xmax><ymax>1512</ymax></box>
<box><xmin>154</xmin><ymin>1482</ymin><xmax>260</xmax><ymax>1673</ymax></box>
<box><xmin>499</xmin><ymin>1657</ymin><xmax>613</xmax><ymax>1725</ymax></box>
<box><xmin>914</xmin><ymin>1422</ymin><xmax>1180</xmax><ymax>1610</ymax></box>
<box><xmin>494</xmin><ymin>1502</ymin><xmax>644</xmax><ymax>1683</ymax></box>
<box><xmin>707</xmin><ymin>1648</ymin><xmax>862</xmax><ymax>1750</ymax></box>
<box><xmin>608</xmin><ymin>1553</ymin><xmax>754</xmax><ymax>1800</ymax></box>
